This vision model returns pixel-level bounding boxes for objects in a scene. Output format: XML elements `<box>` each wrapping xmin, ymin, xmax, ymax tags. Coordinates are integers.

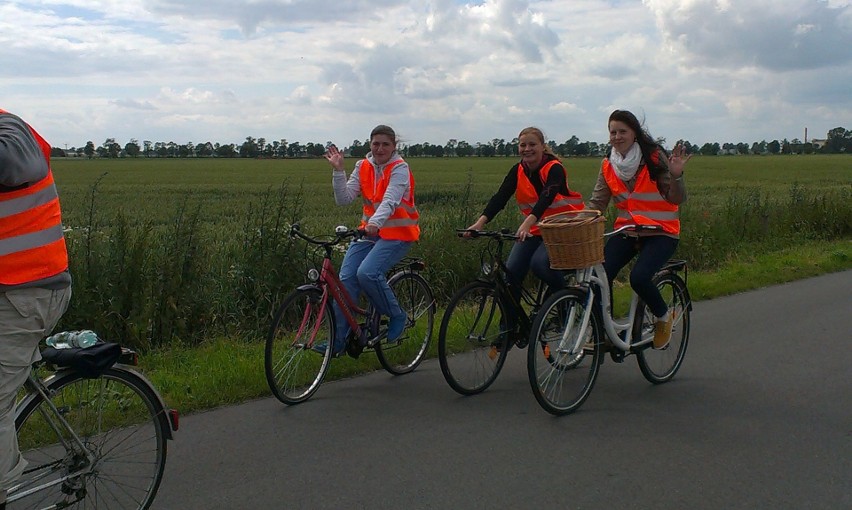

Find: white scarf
<box><xmin>610</xmin><ymin>142</ymin><xmax>642</xmax><ymax>181</ymax></box>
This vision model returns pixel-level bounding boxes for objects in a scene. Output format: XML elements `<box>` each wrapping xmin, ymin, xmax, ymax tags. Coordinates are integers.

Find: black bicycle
<box><xmin>437</xmin><ymin>229</ymin><xmax>554</xmax><ymax>395</ymax></box>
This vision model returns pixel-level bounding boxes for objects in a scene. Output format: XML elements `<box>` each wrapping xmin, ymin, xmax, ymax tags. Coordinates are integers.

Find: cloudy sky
<box><xmin>2</xmin><ymin>0</ymin><xmax>850</xmax><ymax>150</ymax></box>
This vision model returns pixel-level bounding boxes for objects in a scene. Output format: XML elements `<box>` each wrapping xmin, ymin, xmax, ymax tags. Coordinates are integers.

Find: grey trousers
<box><xmin>0</xmin><ymin>286</ymin><xmax>71</xmax><ymax>501</ymax></box>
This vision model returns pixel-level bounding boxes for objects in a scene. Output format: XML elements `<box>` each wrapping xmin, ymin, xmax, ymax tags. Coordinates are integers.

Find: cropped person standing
<box><xmin>466</xmin><ymin>127</ymin><xmax>584</xmax><ymax>337</ymax></box>
<box><xmin>587</xmin><ymin>109</ymin><xmax>690</xmax><ymax>349</ymax></box>
<box><xmin>0</xmin><ymin>109</ymin><xmax>72</xmax><ymax>510</ymax></box>
<box><xmin>319</xmin><ymin>125</ymin><xmax>418</xmax><ymax>357</ymax></box>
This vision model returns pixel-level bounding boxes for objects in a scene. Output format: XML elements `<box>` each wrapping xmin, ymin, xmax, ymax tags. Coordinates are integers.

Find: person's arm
<box><xmin>656</xmin><ymin>144</ymin><xmax>690</xmax><ymax>205</ymax></box>
<box><xmin>466</xmin><ymin>166</ymin><xmax>518</xmax><ymax>233</ymax></box>
<box><xmin>529</xmin><ymin>162</ymin><xmax>566</xmax><ymax>220</ymax></box>
<box><xmin>332</xmin><ymin>160</ymin><xmax>362</xmax><ymax>206</ymax></box>
<box><xmin>480</xmin><ymin>166</ymin><xmax>519</xmax><ymax>222</ymax></box>
<box><xmin>367</xmin><ymin>162</ymin><xmax>410</xmax><ymax>229</ymax></box>
<box><xmin>586</xmin><ymin>169</ymin><xmax>612</xmax><ymax>212</ymax></box>
<box><xmin>0</xmin><ymin>113</ymin><xmax>49</xmax><ymax>188</ymax></box>
<box><xmin>656</xmin><ymin>171</ymin><xmax>688</xmax><ymax>205</ymax></box>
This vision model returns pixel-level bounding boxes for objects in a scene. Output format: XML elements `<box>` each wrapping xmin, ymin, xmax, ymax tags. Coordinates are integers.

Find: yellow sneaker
<box><xmin>653</xmin><ymin>313</ymin><xmax>673</xmax><ymax>349</ymax></box>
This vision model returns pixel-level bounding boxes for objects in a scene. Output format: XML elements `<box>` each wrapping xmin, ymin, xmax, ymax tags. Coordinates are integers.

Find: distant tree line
<box><xmin>50</xmin><ymin>127</ymin><xmax>852</xmax><ymax>159</ymax></box>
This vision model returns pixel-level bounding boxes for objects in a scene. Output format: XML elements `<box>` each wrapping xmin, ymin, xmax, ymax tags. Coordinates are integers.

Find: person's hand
<box><xmin>463</xmin><ymin>217</ymin><xmax>486</xmax><ymax>238</ymax></box>
<box><xmin>365</xmin><ymin>224</ymin><xmax>379</xmax><ymax>237</ymax></box>
<box><xmin>668</xmin><ymin>143</ymin><xmax>692</xmax><ymax>178</ymax></box>
<box><xmin>325</xmin><ymin>144</ymin><xmax>345</xmax><ymax>171</ymax></box>
<box><xmin>516</xmin><ymin>216</ymin><xmax>536</xmax><ymax>241</ymax></box>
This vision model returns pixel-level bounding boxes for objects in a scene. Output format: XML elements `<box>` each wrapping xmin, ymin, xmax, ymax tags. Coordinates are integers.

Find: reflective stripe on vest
<box><xmin>358</xmin><ymin>159</ymin><xmax>420</xmax><ymax>242</ymax></box>
<box><xmin>515</xmin><ymin>160</ymin><xmax>584</xmax><ymax>236</ymax></box>
<box><xmin>0</xmin><ymin>111</ymin><xmax>69</xmax><ymax>285</ymax></box>
<box><xmin>601</xmin><ymin>159</ymin><xmax>680</xmax><ymax>235</ymax></box>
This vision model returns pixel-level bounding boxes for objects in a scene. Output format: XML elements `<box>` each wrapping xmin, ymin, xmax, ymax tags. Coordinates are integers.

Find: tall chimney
<box><xmin>805</xmin><ymin>127</ymin><xmax>808</xmax><ymax>143</ymax></box>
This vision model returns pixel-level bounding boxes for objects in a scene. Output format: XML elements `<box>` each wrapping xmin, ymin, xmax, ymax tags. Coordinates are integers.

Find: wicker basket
<box><xmin>538</xmin><ymin>210</ymin><xmax>605</xmax><ymax>269</ymax></box>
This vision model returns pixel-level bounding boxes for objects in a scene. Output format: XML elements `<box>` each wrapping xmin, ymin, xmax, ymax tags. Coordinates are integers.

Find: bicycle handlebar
<box><xmin>456</xmin><ymin>228</ymin><xmax>519</xmax><ymax>241</ymax></box>
<box><xmin>290</xmin><ymin>223</ymin><xmax>366</xmax><ymax>246</ymax></box>
<box><xmin>607</xmin><ymin>224</ymin><xmax>663</xmax><ymax>236</ymax></box>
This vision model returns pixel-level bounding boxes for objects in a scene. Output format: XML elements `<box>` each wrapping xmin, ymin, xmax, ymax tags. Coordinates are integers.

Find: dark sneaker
<box><xmin>311</xmin><ymin>341</ymin><xmax>346</xmax><ymax>357</ymax></box>
<box><xmin>387</xmin><ymin>312</ymin><xmax>408</xmax><ymax>343</ymax></box>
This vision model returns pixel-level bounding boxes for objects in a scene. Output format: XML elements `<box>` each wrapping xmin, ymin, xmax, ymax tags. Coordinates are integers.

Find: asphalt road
<box><xmin>154</xmin><ymin>270</ymin><xmax>852</xmax><ymax>509</ymax></box>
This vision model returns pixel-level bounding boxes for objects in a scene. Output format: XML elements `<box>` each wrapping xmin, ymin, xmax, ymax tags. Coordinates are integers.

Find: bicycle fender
<box><xmin>14</xmin><ymin>367</ymin><xmax>81</xmax><ymax>425</ymax></box>
<box><xmin>669</xmin><ymin>272</ymin><xmax>693</xmax><ymax>312</ymax></box>
<box><xmin>112</xmin><ymin>365</ymin><xmax>178</xmax><ymax>439</ymax></box>
<box><xmin>296</xmin><ymin>283</ymin><xmax>322</xmax><ymax>292</ymax></box>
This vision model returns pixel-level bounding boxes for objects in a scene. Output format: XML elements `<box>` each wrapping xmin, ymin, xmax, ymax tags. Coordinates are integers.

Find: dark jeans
<box><xmin>503</xmin><ymin>236</ymin><xmax>566</xmax><ymax>328</ymax></box>
<box><xmin>603</xmin><ymin>234</ymin><xmax>678</xmax><ymax>318</ymax></box>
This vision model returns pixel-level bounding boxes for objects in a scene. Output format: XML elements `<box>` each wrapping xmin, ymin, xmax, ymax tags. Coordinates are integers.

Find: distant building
<box><xmin>811</xmin><ymin>139</ymin><xmax>827</xmax><ymax>150</ymax></box>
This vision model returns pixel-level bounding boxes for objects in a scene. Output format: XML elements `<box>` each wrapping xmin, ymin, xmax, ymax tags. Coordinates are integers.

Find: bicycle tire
<box><xmin>438</xmin><ymin>281</ymin><xmax>511</xmax><ymax>395</ymax></box>
<box><xmin>528</xmin><ymin>287</ymin><xmax>603</xmax><ymax>415</ymax></box>
<box><xmin>12</xmin><ymin>367</ymin><xmax>169</xmax><ymax>510</ymax></box>
<box><xmin>265</xmin><ymin>288</ymin><xmax>334</xmax><ymax>404</ymax></box>
<box><xmin>635</xmin><ymin>272</ymin><xmax>691</xmax><ymax>384</ymax></box>
<box><xmin>376</xmin><ymin>272</ymin><xmax>435</xmax><ymax>375</ymax></box>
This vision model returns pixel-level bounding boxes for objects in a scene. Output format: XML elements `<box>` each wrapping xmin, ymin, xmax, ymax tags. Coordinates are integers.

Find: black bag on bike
<box><xmin>41</xmin><ymin>342</ymin><xmax>122</xmax><ymax>378</ymax></box>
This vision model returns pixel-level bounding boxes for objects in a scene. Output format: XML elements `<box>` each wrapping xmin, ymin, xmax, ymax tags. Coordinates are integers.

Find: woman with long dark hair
<box><xmin>587</xmin><ymin>110</ymin><xmax>691</xmax><ymax>349</ymax></box>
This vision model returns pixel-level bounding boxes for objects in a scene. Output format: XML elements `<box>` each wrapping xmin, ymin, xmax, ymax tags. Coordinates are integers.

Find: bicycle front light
<box><xmin>307</xmin><ymin>268</ymin><xmax>320</xmax><ymax>282</ymax></box>
<box><xmin>481</xmin><ymin>262</ymin><xmax>493</xmax><ymax>276</ymax></box>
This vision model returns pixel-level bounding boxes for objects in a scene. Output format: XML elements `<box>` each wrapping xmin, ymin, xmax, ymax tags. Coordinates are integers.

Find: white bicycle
<box><xmin>527</xmin><ymin>224</ymin><xmax>693</xmax><ymax>415</ymax></box>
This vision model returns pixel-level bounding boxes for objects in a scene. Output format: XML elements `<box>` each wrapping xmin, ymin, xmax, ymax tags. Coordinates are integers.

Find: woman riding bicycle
<box><xmin>317</xmin><ymin>125</ymin><xmax>419</xmax><ymax>357</ymax></box>
<box><xmin>465</xmin><ymin>127</ymin><xmax>584</xmax><ymax>338</ymax></box>
<box><xmin>586</xmin><ymin>109</ymin><xmax>691</xmax><ymax>350</ymax></box>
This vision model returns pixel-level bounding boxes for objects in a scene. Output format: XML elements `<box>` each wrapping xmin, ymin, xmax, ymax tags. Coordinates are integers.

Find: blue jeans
<box><xmin>333</xmin><ymin>237</ymin><xmax>412</xmax><ymax>346</ymax></box>
<box><xmin>603</xmin><ymin>234</ymin><xmax>678</xmax><ymax>318</ymax></box>
<box><xmin>503</xmin><ymin>236</ymin><xmax>566</xmax><ymax>326</ymax></box>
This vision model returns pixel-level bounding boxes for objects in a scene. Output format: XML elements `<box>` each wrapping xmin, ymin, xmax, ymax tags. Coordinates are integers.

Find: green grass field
<box><xmin>45</xmin><ymin>154</ymin><xmax>851</xmax><ymax>412</ymax></box>
<box><xmin>52</xmin><ymin>154</ymin><xmax>850</xmax><ymax>228</ymax></box>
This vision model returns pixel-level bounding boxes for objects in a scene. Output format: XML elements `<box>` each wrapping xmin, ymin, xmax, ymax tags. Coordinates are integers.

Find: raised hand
<box><xmin>668</xmin><ymin>143</ymin><xmax>692</xmax><ymax>178</ymax></box>
<box><xmin>325</xmin><ymin>144</ymin><xmax>345</xmax><ymax>171</ymax></box>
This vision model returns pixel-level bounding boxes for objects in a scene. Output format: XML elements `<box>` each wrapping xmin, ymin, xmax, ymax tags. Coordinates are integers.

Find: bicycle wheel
<box><xmin>528</xmin><ymin>288</ymin><xmax>602</xmax><ymax>415</ymax></box>
<box><xmin>635</xmin><ymin>272</ymin><xmax>691</xmax><ymax>384</ymax></box>
<box><xmin>265</xmin><ymin>288</ymin><xmax>334</xmax><ymax>404</ymax></box>
<box><xmin>376</xmin><ymin>272</ymin><xmax>435</xmax><ymax>375</ymax></box>
<box><xmin>12</xmin><ymin>367</ymin><xmax>169</xmax><ymax>510</ymax></box>
<box><xmin>438</xmin><ymin>281</ymin><xmax>510</xmax><ymax>395</ymax></box>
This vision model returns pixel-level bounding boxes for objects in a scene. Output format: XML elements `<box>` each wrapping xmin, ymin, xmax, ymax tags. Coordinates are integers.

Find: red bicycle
<box><xmin>264</xmin><ymin>224</ymin><xmax>435</xmax><ymax>405</ymax></box>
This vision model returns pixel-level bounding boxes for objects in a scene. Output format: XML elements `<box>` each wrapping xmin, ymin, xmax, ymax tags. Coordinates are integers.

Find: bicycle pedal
<box><xmin>346</xmin><ymin>341</ymin><xmax>364</xmax><ymax>359</ymax></box>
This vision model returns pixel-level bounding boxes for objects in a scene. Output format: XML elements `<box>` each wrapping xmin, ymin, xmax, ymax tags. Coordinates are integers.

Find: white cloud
<box><xmin>1</xmin><ymin>0</ymin><xmax>850</xmax><ymax>149</ymax></box>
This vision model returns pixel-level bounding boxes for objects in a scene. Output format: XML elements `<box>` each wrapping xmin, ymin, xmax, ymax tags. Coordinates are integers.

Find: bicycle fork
<box><xmin>552</xmin><ymin>291</ymin><xmax>594</xmax><ymax>357</ymax></box>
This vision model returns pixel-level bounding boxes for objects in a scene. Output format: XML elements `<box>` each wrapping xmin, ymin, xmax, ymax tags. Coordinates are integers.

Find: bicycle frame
<box><xmin>8</xmin><ymin>373</ymin><xmax>97</xmax><ymax>502</ymax></box>
<box><xmin>316</xmin><ymin>254</ymin><xmax>370</xmax><ymax>343</ymax></box>
<box><xmin>464</xmin><ymin>229</ymin><xmax>549</xmax><ymax>337</ymax></box>
<box><xmin>550</xmin><ymin>224</ymin><xmax>674</xmax><ymax>356</ymax></box>
<box><xmin>290</xmin><ymin>225</ymin><xmax>385</xmax><ymax>349</ymax></box>
<box><xmin>574</xmin><ymin>264</ymin><xmax>648</xmax><ymax>352</ymax></box>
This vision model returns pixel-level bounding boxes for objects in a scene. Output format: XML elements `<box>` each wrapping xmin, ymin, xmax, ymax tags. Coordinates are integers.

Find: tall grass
<box><xmin>53</xmin><ymin>156</ymin><xmax>851</xmax><ymax>350</ymax></box>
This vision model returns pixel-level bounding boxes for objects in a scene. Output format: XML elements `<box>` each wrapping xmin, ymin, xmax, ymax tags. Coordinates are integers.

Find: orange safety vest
<box><xmin>358</xmin><ymin>158</ymin><xmax>420</xmax><ymax>242</ymax></box>
<box><xmin>515</xmin><ymin>160</ymin><xmax>584</xmax><ymax>236</ymax></box>
<box><xmin>0</xmin><ymin>109</ymin><xmax>69</xmax><ymax>285</ymax></box>
<box><xmin>601</xmin><ymin>157</ymin><xmax>680</xmax><ymax>235</ymax></box>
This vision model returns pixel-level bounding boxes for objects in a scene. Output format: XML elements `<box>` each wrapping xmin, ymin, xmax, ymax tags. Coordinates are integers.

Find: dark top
<box><xmin>482</xmin><ymin>154</ymin><xmax>570</xmax><ymax>222</ymax></box>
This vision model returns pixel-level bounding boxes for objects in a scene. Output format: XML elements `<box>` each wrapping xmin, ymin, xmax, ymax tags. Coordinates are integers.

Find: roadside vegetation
<box><xmin>50</xmin><ymin>155</ymin><xmax>851</xmax><ymax>413</ymax></box>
